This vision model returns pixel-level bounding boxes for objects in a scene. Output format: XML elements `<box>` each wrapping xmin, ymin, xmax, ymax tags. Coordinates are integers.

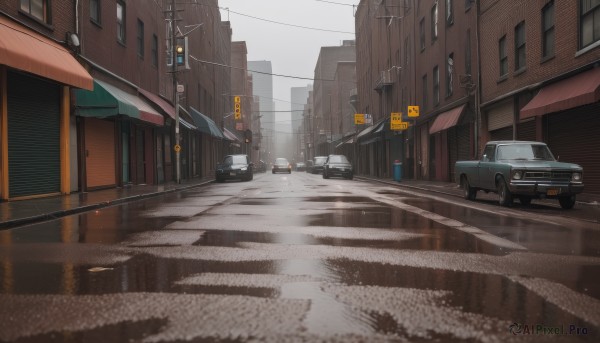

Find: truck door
<box><xmin>478</xmin><ymin>144</ymin><xmax>497</xmax><ymax>190</ymax></box>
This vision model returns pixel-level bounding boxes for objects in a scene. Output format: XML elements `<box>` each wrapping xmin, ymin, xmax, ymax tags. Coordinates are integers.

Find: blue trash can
<box><xmin>393</xmin><ymin>160</ymin><xmax>402</xmax><ymax>182</ymax></box>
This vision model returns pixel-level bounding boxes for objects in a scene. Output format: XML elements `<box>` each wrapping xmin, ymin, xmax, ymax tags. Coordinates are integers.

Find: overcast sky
<box><xmin>218</xmin><ymin>0</ymin><xmax>358</xmax><ymax>127</ymax></box>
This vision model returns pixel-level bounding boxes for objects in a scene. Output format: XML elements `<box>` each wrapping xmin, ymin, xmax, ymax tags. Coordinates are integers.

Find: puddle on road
<box><xmin>324</xmin><ymin>259</ymin><xmax>597</xmax><ymax>333</ymax></box>
<box><xmin>404</xmin><ymin>198</ymin><xmax>600</xmax><ymax>257</ymax></box>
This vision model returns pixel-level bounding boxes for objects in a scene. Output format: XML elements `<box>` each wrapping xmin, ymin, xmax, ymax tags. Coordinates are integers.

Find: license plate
<box><xmin>547</xmin><ymin>188</ymin><xmax>560</xmax><ymax>196</ymax></box>
<box><xmin>230</xmin><ymin>172</ymin><xmax>236</xmax><ymax>176</ymax></box>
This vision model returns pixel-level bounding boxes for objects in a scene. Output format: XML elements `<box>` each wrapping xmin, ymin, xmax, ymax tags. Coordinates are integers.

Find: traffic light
<box><xmin>175</xmin><ymin>37</ymin><xmax>189</xmax><ymax>68</ymax></box>
<box><xmin>234</xmin><ymin>95</ymin><xmax>241</xmax><ymax>120</ymax></box>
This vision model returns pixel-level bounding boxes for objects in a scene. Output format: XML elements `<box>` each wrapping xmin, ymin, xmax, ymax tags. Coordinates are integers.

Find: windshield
<box><xmin>328</xmin><ymin>155</ymin><xmax>349</xmax><ymax>164</ymax></box>
<box><xmin>314</xmin><ymin>157</ymin><xmax>327</xmax><ymax>165</ymax></box>
<box><xmin>496</xmin><ymin>144</ymin><xmax>555</xmax><ymax>161</ymax></box>
<box><xmin>222</xmin><ymin>156</ymin><xmax>247</xmax><ymax>165</ymax></box>
<box><xmin>275</xmin><ymin>158</ymin><xmax>289</xmax><ymax>165</ymax></box>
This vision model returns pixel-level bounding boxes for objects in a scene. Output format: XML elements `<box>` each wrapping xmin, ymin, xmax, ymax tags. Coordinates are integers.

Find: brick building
<box><xmin>0</xmin><ymin>1</ymin><xmax>93</xmax><ymax>200</ymax></box>
<box><xmin>312</xmin><ymin>41</ymin><xmax>356</xmax><ymax>156</ymax></box>
<box><xmin>355</xmin><ymin>0</ymin><xmax>478</xmax><ymax>181</ymax></box>
<box><xmin>1</xmin><ymin>0</ymin><xmax>235</xmax><ymax>200</ymax></box>
<box><xmin>479</xmin><ymin>0</ymin><xmax>600</xmax><ymax>194</ymax></box>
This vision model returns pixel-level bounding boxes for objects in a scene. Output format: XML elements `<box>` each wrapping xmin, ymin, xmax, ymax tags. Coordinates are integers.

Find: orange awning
<box><xmin>0</xmin><ymin>16</ymin><xmax>93</xmax><ymax>90</ymax></box>
<box><xmin>520</xmin><ymin>68</ymin><xmax>600</xmax><ymax>119</ymax></box>
<box><xmin>429</xmin><ymin>104</ymin><xmax>466</xmax><ymax>134</ymax></box>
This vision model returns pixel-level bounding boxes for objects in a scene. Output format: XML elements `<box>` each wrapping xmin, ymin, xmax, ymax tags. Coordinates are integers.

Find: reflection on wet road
<box><xmin>1</xmin><ymin>172</ymin><xmax>599</xmax><ymax>342</ymax></box>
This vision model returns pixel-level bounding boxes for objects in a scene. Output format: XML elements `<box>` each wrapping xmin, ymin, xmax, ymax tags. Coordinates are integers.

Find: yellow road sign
<box><xmin>390</xmin><ymin>112</ymin><xmax>408</xmax><ymax>131</ymax></box>
<box><xmin>354</xmin><ymin>113</ymin><xmax>365</xmax><ymax>125</ymax></box>
<box><xmin>174</xmin><ymin>144</ymin><xmax>181</xmax><ymax>152</ymax></box>
<box><xmin>234</xmin><ymin>96</ymin><xmax>241</xmax><ymax>103</ymax></box>
<box><xmin>408</xmin><ymin>105</ymin><xmax>420</xmax><ymax>117</ymax></box>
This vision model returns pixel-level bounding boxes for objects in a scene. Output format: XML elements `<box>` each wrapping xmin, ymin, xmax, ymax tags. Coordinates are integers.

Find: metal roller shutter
<box><xmin>490</xmin><ymin>126</ymin><xmax>513</xmax><ymax>141</ymax></box>
<box><xmin>487</xmin><ymin>100</ymin><xmax>514</xmax><ymax>131</ymax></box>
<box><xmin>85</xmin><ymin>118</ymin><xmax>116</xmax><ymax>188</ymax></box>
<box><xmin>547</xmin><ymin>103</ymin><xmax>600</xmax><ymax>195</ymax></box>
<box><xmin>517</xmin><ymin>119</ymin><xmax>536</xmax><ymax>141</ymax></box>
<box><xmin>7</xmin><ymin>72</ymin><xmax>60</xmax><ymax>198</ymax></box>
<box><xmin>448</xmin><ymin>124</ymin><xmax>471</xmax><ymax>182</ymax></box>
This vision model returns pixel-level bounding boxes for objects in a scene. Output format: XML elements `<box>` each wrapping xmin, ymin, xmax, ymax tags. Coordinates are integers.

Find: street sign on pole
<box><xmin>354</xmin><ymin>113</ymin><xmax>365</xmax><ymax>125</ymax></box>
<box><xmin>390</xmin><ymin>112</ymin><xmax>409</xmax><ymax>131</ymax></box>
<box><xmin>408</xmin><ymin>105</ymin><xmax>420</xmax><ymax>117</ymax></box>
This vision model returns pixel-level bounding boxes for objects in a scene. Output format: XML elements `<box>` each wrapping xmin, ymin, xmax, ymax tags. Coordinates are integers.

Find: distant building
<box><xmin>291</xmin><ymin>85</ymin><xmax>312</xmax><ymax>161</ymax></box>
<box><xmin>313</xmin><ymin>41</ymin><xmax>356</xmax><ymax>155</ymax></box>
<box><xmin>248</xmin><ymin>61</ymin><xmax>275</xmax><ymax>161</ymax></box>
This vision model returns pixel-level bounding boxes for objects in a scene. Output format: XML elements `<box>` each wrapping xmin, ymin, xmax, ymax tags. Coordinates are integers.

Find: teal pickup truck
<box><xmin>454</xmin><ymin>141</ymin><xmax>584</xmax><ymax>209</ymax></box>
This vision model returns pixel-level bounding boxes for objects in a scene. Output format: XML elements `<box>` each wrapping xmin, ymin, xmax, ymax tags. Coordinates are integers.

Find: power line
<box><xmin>223</xmin><ymin>7</ymin><xmax>355</xmax><ymax>34</ymax></box>
<box><xmin>190</xmin><ymin>55</ymin><xmax>329</xmax><ymax>82</ymax></box>
<box><xmin>315</xmin><ymin>0</ymin><xmax>356</xmax><ymax>7</ymax></box>
<box><xmin>178</xmin><ymin>1</ymin><xmax>355</xmax><ymax>34</ymax></box>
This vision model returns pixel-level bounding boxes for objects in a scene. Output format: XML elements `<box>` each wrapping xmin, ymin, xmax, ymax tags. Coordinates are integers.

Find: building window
<box><xmin>152</xmin><ymin>34</ymin><xmax>158</xmax><ymax>67</ymax></box>
<box><xmin>499</xmin><ymin>36</ymin><xmax>508</xmax><ymax>77</ymax></box>
<box><xmin>580</xmin><ymin>0</ymin><xmax>600</xmax><ymax>49</ymax></box>
<box><xmin>137</xmin><ymin>19</ymin><xmax>144</xmax><ymax>58</ymax></box>
<box><xmin>465</xmin><ymin>29</ymin><xmax>472</xmax><ymax>75</ymax></box>
<box><xmin>117</xmin><ymin>1</ymin><xmax>126</xmax><ymax>44</ymax></box>
<box><xmin>542</xmin><ymin>1</ymin><xmax>555</xmax><ymax>59</ymax></box>
<box><xmin>433</xmin><ymin>66</ymin><xmax>440</xmax><ymax>106</ymax></box>
<box><xmin>515</xmin><ymin>21</ymin><xmax>526</xmax><ymax>71</ymax></box>
<box><xmin>447</xmin><ymin>53</ymin><xmax>454</xmax><ymax>97</ymax></box>
<box><xmin>420</xmin><ymin>18</ymin><xmax>426</xmax><ymax>51</ymax></box>
<box><xmin>446</xmin><ymin>0</ymin><xmax>454</xmax><ymax>26</ymax></box>
<box><xmin>90</xmin><ymin>0</ymin><xmax>100</xmax><ymax>24</ymax></box>
<box><xmin>465</xmin><ymin>0</ymin><xmax>472</xmax><ymax>11</ymax></box>
<box><xmin>431</xmin><ymin>3</ymin><xmax>438</xmax><ymax>42</ymax></box>
<box><xmin>422</xmin><ymin>74</ymin><xmax>428</xmax><ymax>112</ymax></box>
<box><xmin>20</xmin><ymin>0</ymin><xmax>51</xmax><ymax>24</ymax></box>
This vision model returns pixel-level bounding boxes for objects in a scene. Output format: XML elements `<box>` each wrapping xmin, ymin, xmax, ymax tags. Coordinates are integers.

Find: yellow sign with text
<box><xmin>390</xmin><ymin>112</ymin><xmax>409</xmax><ymax>131</ymax></box>
<box><xmin>354</xmin><ymin>113</ymin><xmax>365</xmax><ymax>125</ymax></box>
<box><xmin>408</xmin><ymin>105</ymin><xmax>420</xmax><ymax>117</ymax></box>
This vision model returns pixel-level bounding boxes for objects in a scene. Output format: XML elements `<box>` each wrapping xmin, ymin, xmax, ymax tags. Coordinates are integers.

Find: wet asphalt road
<box><xmin>1</xmin><ymin>172</ymin><xmax>599</xmax><ymax>342</ymax></box>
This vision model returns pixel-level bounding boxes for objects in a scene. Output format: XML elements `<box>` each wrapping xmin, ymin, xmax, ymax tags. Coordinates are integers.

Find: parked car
<box><xmin>455</xmin><ymin>141</ymin><xmax>584</xmax><ymax>209</ymax></box>
<box><xmin>312</xmin><ymin>156</ymin><xmax>328</xmax><ymax>174</ymax></box>
<box><xmin>305</xmin><ymin>160</ymin><xmax>314</xmax><ymax>173</ymax></box>
<box><xmin>323</xmin><ymin>154</ymin><xmax>353</xmax><ymax>180</ymax></box>
<box><xmin>215</xmin><ymin>154</ymin><xmax>253</xmax><ymax>182</ymax></box>
<box><xmin>272</xmin><ymin>157</ymin><xmax>292</xmax><ymax>174</ymax></box>
<box><xmin>295</xmin><ymin>162</ymin><xmax>306</xmax><ymax>171</ymax></box>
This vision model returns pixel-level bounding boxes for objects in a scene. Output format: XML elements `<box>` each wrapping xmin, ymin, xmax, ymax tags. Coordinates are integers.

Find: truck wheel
<box><xmin>461</xmin><ymin>176</ymin><xmax>476</xmax><ymax>200</ymax></box>
<box><xmin>558</xmin><ymin>195</ymin><xmax>576</xmax><ymax>209</ymax></box>
<box><xmin>497</xmin><ymin>178</ymin><xmax>513</xmax><ymax>207</ymax></box>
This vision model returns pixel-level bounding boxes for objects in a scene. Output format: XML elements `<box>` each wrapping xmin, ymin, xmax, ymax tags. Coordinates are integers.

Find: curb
<box><xmin>0</xmin><ymin>180</ymin><xmax>215</xmax><ymax>230</ymax></box>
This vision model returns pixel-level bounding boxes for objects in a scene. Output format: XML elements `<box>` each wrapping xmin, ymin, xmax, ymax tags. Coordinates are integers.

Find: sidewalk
<box><xmin>358</xmin><ymin>176</ymin><xmax>600</xmax><ymax>223</ymax></box>
<box><xmin>0</xmin><ymin>177</ymin><xmax>214</xmax><ymax>229</ymax></box>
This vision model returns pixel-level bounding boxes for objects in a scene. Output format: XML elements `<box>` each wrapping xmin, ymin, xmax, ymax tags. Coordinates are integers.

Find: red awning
<box><xmin>139</xmin><ymin>88</ymin><xmax>176</xmax><ymax>120</ymax></box>
<box><xmin>0</xmin><ymin>16</ymin><xmax>93</xmax><ymax>90</ymax></box>
<box><xmin>520</xmin><ymin>68</ymin><xmax>600</xmax><ymax>119</ymax></box>
<box><xmin>429</xmin><ymin>104</ymin><xmax>466</xmax><ymax>134</ymax></box>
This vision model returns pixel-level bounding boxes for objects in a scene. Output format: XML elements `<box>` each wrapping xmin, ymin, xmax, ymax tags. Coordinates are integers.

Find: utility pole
<box><xmin>171</xmin><ymin>0</ymin><xmax>181</xmax><ymax>184</ymax></box>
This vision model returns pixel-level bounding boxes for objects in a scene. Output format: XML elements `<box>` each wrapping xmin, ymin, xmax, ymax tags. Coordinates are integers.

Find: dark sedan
<box><xmin>272</xmin><ymin>158</ymin><xmax>291</xmax><ymax>174</ymax></box>
<box><xmin>311</xmin><ymin>156</ymin><xmax>328</xmax><ymax>174</ymax></box>
<box><xmin>323</xmin><ymin>154</ymin><xmax>353</xmax><ymax>180</ymax></box>
<box><xmin>215</xmin><ymin>154</ymin><xmax>253</xmax><ymax>182</ymax></box>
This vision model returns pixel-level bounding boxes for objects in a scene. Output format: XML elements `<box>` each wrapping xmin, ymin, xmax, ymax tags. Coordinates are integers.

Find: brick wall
<box><xmin>480</xmin><ymin>0</ymin><xmax>600</xmax><ymax>104</ymax></box>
